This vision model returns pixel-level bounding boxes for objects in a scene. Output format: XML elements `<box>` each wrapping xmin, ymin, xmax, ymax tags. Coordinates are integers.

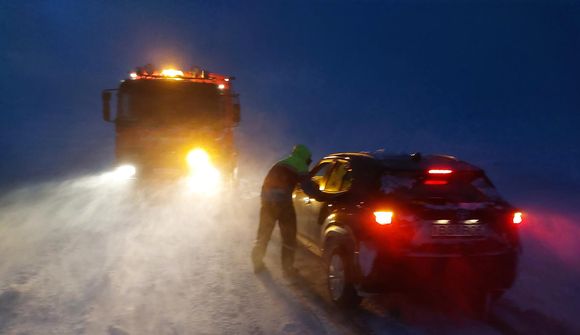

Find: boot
<box><xmin>251</xmin><ymin>247</ymin><xmax>266</xmax><ymax>274</ymax></box>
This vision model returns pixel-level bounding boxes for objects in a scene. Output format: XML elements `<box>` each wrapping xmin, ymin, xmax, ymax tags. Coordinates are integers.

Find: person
<box><xmin>251</xmin><ymin>144</ymin><xmax>326</xmax><ymax>276</ymax></box>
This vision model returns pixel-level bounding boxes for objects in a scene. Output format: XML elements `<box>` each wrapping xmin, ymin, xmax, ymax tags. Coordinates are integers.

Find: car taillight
<box><xmin>428</xmin><ymin>169</ymin><xmax>453</xmax><ymax>175</ymax></box>
<box><xmin>425</xmin><ymin>168</ymin><xmax>452</xmax><ymax>185</ymax></box>
<box><xmin>512</xmin><ymin>212</ymin><xmax>523</xmax><ymax>224</ymax></box>
<box><xmin>424</xmin><ymin>179</ymin><xmax>448</xmax><ymax>185</ymax></box>
<box><xmin>374</xmin><ymin>211</ymin><xmax>393</xmax><ymax>225</ymax></box>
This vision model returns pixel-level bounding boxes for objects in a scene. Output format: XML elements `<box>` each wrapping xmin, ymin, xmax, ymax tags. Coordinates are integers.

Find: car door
<box><xmin>305</xmin><ymin>159</ymin><xmax>353</xmax><ymax>244</ymax></box>
<box><xmin>293</xmin><ymin>160</ymin><xmax>334</xmax><ymax>240</ymax></box>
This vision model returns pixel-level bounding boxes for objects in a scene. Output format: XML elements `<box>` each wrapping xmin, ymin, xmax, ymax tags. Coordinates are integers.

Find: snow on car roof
<box><xmin>376</xmin><ymin>152</ymin><xmax>481</xmax><ymax>172</ymax></box>
<box><xmin>326</xmin><ymin>150</ymin><xmax>482</xmax><ymax>172</ymax></box>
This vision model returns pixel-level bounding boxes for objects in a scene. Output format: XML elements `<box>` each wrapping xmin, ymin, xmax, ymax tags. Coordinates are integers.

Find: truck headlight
<box><xmin>185</xmin><ymin>148</ymin><xmax>221</xmax><ymax>193</ymax></box>
<box><xmin>186</xmin><ymin>148</ymin><xmax>211</xmax><ymax>168</ymax></box>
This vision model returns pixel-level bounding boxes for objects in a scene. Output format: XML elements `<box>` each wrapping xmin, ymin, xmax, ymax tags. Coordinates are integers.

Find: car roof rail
<box><xmin>326</xmin><ymin>152</ymin><xmax>374</xmax><ymax>159</ymax></box>
<box><xmin>324</xmin><ymin>151</ymin><xmax>480</xmax><ymax>171</ymax></box>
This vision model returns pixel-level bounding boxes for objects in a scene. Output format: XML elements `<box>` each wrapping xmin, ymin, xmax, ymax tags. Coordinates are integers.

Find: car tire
<box><xmin>325</xmin><ymin>246</ymin><xmax>362</xmax><ymax>308</ymax></box>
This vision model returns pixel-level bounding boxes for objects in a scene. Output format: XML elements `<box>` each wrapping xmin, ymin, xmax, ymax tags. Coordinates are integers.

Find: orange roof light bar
<box><xmin>160</xmin><ymin>69</ymin><xmax>184</xmax><ymax>77</ymax></box>
<box><xmin>128</xmin><ymin>65</ymin><xmax>232</xmax><ymax>89</ymax></box>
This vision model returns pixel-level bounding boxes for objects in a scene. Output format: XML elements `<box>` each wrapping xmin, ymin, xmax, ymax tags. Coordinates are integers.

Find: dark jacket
<box><xmin>261</xmin><ymin>145</ymin><xmax>326</xmax><ymax>203</ymax></box>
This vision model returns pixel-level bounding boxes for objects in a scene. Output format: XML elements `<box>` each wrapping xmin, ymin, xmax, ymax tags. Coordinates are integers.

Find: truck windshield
<box><xmin>380</xmin><ymin>170</ymin><xmax>501</xmax><ymax>203</ymax></box>
<box><xmin>118</xmin><ymin>81</ymin><xmax>223</xmax><ymax>126</ymax></box>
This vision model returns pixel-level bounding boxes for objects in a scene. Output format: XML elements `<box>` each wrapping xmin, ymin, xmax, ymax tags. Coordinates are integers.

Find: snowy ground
<box><xmin>0</xmin><ymin>171</ymin><xmax>578</xmax><ymax>334</ymax></box>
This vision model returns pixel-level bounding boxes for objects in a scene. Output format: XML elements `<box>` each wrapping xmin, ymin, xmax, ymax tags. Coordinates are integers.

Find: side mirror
<box><xmin>102</xmin><ymin>91</ymin><xmax>112</xmax><ymax>122</ymax></box>
<box><xmin>233</xmin><ymin>103</ymin><xmax>241</xmax><ymax>125</ymax></box>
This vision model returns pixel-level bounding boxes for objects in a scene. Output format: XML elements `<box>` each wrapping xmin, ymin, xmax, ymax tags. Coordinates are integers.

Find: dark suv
<box><xmin>293</xmin><ymin>152</ymin><xmax>522</xmax><ymax>311</ymax></box>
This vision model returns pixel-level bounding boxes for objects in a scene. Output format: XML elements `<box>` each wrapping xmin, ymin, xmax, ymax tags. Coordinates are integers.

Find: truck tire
<box><xmin>325</xmin><ymin>246</ymin><xmax>362</xmax><ymax>308</ymax></box>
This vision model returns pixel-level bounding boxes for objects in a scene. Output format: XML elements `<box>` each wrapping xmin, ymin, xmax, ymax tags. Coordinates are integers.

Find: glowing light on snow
<box><xmin>185</xmin><ymin>148</ymin><xmax>221</xmax><ymax>194</ymax></box>
<box><xmin>186</xmin><ymin>169</ymin><xmax>221</xmax><ymax>194</ymax></box>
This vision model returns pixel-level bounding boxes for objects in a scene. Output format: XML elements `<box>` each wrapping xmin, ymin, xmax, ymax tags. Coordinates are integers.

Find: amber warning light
<box><xmin>160</xmin><ymin>69</ymin><xmax>184</xmax><ymax>77</ymax></box>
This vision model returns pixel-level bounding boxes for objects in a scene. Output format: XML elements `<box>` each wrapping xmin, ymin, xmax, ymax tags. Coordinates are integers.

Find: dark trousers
<box><xmin>252</xmin><ymin>201</ymin><xmax>297</xmax><ymax>270</ymax></box>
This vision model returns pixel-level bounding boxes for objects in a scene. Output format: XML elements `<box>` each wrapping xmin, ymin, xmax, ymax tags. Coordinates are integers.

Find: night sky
<box><xmin>1</xmin><ymin>0</ymin><xmax>579</xmax><ymax>204</ymax></box>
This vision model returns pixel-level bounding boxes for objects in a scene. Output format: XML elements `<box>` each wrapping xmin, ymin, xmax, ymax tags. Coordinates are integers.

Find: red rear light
<box><xmin>424</xmin><ymin>179</ymin><xmax>448</xmax><ymax>185</ymax></box>
<box><xmin>374</xmin><ymin>211</ymin><xmax>393</xmax><ymax>225</ymax></box>
<box><xmin>513</xmin><ymin>212</ymin><xmax>523</xmax><ymax>224</ymax></box>
<box><xmin>425</xmin><ymin>169</ymin><xmax>452</xmax><ymax>185</ymax></box>
<box><xmin>428</xmin><ymin>169</ymin><xmax>453</xmax><ymax>175</ymax></box>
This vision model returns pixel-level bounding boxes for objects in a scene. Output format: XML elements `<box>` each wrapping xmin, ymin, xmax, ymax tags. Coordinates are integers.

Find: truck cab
<box><xmin>101</xmin><ymin>66</ymin><xmax>240</xmax><ymax>191</ymax></box>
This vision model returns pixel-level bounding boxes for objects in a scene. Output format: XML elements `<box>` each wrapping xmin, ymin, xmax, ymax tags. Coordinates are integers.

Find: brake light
<box><xmin>513</xmin><ymin>212</ymin><xmax>523</xmax><ymax>224</ymax></box>
<box><xmin>428</xmin><ymin>169</ymin><xmax>453</xmax><ymax>174</ymax></box>
<box><xmin>374</xmin><ymin>211</ymin><xmax>393</xmax><ymax>225</ymax></box>
<box><xmin>424</xmin><ymin>179</ymin><xmax>448</xmax><ymax>185</ymax></box>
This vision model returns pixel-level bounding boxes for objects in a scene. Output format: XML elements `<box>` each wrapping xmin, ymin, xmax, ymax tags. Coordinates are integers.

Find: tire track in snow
<box><xmin>0</xmin><ymin>176</ymin><xmax>575</xmax><ymax>334</ymax></box>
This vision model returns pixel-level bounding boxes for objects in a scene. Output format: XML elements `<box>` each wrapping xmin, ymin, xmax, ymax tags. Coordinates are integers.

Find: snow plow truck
<box><xmin>101</xmin><ymin>65</ymin><xmax>240</xmax><ymax>191</ymax></box>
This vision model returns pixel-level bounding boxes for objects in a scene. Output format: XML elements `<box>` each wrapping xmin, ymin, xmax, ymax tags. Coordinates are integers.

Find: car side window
<box><xmin>325</xmin><ymin>161</ymin><xmax>352</xmax><ymax>193</ymax></box>
<box><xmin>310</xmin><ymin>162</ymin><xmax>333</xmax><ymax>190</ymax></box>
<box><xmin>340</xmin><ymin>168</ymin><xmax>353</xmax><ymax>192</ymax></box>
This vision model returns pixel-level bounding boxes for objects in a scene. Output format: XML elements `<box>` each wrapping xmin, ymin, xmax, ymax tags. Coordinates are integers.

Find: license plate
<box><xmin>431</xmin><ymin>224</ymin><xmax>485</xmax><ymax>237</ymax></box>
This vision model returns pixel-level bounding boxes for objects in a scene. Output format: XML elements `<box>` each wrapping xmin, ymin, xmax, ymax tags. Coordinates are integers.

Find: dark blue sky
<box><xmin>1</xmin><ymin>0</ymin><xmax>579</xmax><ymax>201</ymax></box>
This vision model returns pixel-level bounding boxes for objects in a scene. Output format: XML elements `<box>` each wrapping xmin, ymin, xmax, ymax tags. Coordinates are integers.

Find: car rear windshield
<box><xmin>380</xmin><ymin>170</ymin><xmax>501</xmax><ymax>203</ymax></box>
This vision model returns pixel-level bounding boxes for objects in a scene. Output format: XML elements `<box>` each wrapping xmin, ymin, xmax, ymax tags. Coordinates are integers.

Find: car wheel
<box><xmin>326</xmin><ymin>247</ymin><xmax>362</xmax><ymax>308</ymax></box>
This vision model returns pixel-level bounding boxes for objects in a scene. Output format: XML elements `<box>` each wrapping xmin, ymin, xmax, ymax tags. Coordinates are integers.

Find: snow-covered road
<box><xmin>0</xmin><ymin>175</ymin><xmax>359</xmax><ymax>334</ymax></box>
<box><xmin>0</xmin><ymin>173</ymin><xmax>578</xmax><ymax>334</ymax></box>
